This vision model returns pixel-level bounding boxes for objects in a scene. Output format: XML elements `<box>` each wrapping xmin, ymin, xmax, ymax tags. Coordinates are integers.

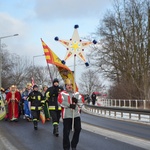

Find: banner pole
<box><xmin>46</xmin><ymin>63</ymin><xmax>53</xmax><ymax>83</ymax></box>
<box><xmin>72</xmin><ymin>54</ymin><xmax>76</xmax><ymax>131</ymax></box>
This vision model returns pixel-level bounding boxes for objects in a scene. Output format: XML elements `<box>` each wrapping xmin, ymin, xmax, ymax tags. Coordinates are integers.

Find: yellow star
<box><xmin>55</xmin><ymin>25</ymin><xmax>97</xmax><ymax>66</ymax></box>
<box><xmin>71</xmin><ymin>42</ymin><xmax>79</xmax><ymax>51</ymax></box>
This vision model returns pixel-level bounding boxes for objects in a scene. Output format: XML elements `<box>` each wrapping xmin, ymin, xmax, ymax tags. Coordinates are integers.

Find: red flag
<box><xmin>31</xmin><ymin>77</ymin><xmax>35</xmax><ymax>87</ymax></box>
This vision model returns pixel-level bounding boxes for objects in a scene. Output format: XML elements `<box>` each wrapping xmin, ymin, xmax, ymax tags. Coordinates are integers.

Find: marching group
<box><xmin>0</xmin><ymin>78</ymin><xmax>84</xmax><ymax>150</ymax></box>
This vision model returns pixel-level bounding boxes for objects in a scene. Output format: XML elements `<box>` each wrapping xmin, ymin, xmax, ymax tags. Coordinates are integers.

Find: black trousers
<box><xmin>92</xmin><ymin>99</ymin><xmax>96</xmax><ymax>105</ymax></box>
<box><xmin>50</xmin><ymin>110</ymin><xmax>61</xmax><ymax>125</ymax></box>
<box><xmin>31</xmin><ymin>110</ymin><xmax>40</xmax><ymax>121</ymax></box>
<box><xmin>63</xmin><ymin>117</ymin><xmax>81</xmax><ymax>149</ymax></box>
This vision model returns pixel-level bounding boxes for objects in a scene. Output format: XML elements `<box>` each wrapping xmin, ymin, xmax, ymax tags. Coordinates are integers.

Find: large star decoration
<box><xmin>54</xmin><ymin>25</ymin><xmax>97</xmax><ymax>67</ymax></box>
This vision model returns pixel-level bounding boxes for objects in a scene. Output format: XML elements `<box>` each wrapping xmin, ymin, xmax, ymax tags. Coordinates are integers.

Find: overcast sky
<box><xmin>0</xmin><ymin>0</ymin><xmax>113</xmax><ymax>87</ymax></box>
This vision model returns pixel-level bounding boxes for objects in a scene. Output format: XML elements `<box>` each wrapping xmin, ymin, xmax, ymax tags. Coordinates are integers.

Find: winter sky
<box><xmin>0</xmin><ymin>0</ymin><xmax>113</xmax><ymax>86</ymax></box>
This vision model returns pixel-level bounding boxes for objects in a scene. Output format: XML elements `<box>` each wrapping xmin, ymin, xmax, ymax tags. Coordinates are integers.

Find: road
<box><xmin>81</xmin><ymin>112</ymin><xmax>150</xmax><ymax>140</ymax></box>
<box><xmin>0</xmin><ymin>112</ymin><xmax>150</xmax><ymax>150</ymax></box>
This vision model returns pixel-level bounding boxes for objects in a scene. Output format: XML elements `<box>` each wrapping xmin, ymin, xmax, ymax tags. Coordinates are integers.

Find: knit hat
<box><xmin>33</xmin><ymin>85</ymin><xmax>38</xmax><ymax>89</ymax></box>
<box><xmin>53</xmin><ymin>78</ymin><xmax>59</xmax><ymax>84</ymax></box>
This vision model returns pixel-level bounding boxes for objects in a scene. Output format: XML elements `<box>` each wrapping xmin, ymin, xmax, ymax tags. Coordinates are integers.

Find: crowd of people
<box><xmin>0</xmin><ymin>78</ymin><xmax>84</xmax><ymax>150</ymax></box>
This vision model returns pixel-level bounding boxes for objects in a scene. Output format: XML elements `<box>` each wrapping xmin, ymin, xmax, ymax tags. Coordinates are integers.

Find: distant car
<box><xmin>93</xmin><ymin>92</ymin><xmax>101</xmax><ymax>96</ymax></box>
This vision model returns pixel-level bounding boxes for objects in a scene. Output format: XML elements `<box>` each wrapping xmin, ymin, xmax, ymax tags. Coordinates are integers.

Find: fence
<box><xmin>96</xmin><ymin>99</ymin><xmax>150</xmax><ymax>109</ymax></box>
<box><xmin>83</xmin><ymin>104</ymin><xmax>150</xmax><ymax>123</ymax></box>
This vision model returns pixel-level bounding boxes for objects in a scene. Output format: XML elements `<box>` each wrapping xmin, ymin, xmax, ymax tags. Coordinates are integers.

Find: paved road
<box><xmin>81</xmin><ymin>112</ymin><xmax>150</xmax><ymax>140</ymax></box>
<box><xmin>0</xmin><ymin>114</ymin><xmax>149</xmax><ymax>150</ymax></box>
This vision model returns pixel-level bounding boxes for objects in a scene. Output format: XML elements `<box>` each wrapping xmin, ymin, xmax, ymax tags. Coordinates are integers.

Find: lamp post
<box><xmin>32</xmin><ymin>54</ymin><xmax>53</xmax><ymax>83</ymax></box>
<box><xmin>0</xmin><ymin>34</ymin><xmax>19</xmax><ymax>88</ymax></box>
<box><xmin>33</xmin><ymin>54</ymin><xmax>45</xmax><ymax>68</ymax></box>
<box><xmin>32</xmin><ymin>54</ymin><xmax>45</xmax><ymax>79</ymax></box>
<box><xmin>32</xmin><ymin>54</ymin><xmax>44</xmax><ymax>86</ymax></box>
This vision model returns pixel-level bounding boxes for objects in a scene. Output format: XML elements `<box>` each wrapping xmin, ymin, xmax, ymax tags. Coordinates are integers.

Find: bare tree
<box><xmin>91</xmin><ymin>0</ymin><xmax>150</xmax><ymax>99</ymax></box>
<box><xmin>78</xmin><ymin>69</ymin><xmax>104</xmax><ymax>95</ymax></box>
<box><xmin>31</xmin><ymin>65</ymin><xmax>64</xmax><ymax>87</ymax></box>
<box><xmin>2</xmin><ymin>51</ymin><xmax>32</xmax><ymax>89</ymax></box>
<box><xmin>1</xmin><ymin>49</ymin><xmax>66</xmax><ymax>90</ymax></box>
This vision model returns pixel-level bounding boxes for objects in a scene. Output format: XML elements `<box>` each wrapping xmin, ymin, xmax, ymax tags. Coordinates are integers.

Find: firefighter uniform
<box><xmin>45</xmin><ymin>78</ymin><xmax>63</xmax><ymax>136</ymax></box>
<box><xmin>27</xmin><ymin>85</ymin><xmax>45</xmax><ymax>130</ymax></box>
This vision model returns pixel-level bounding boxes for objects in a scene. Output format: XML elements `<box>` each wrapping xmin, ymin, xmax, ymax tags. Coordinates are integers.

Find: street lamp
<box><xmin>32</xmin><ymin>54</ymin><xmax>53</xmax><ymax>83</ymax></box>
<box><xmin>33</xmin><ymin>54</ymin><xmax>45</xmax><ymax>67</ymax></box>
<box><xmin>32</xmin><ymin>54</ymin><xmax>45</xmax><ymax>78</ymax></box>
<box><xmin>32</xmin><ymin>54</ymin><xmax>45</xmax><ymax>86</ymax></box>
<box><xmin>0</xmin><ymin>34</ymin><xmax>19</xmax><ymax>88</ymax></box>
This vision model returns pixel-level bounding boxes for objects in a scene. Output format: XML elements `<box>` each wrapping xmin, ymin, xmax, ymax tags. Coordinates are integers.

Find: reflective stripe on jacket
<box><xmin>30</xmin><ymin>106</ymin><xmax>42</xmax><ymax>110</ymax></box>
<box><xmin>48</xmin><ymin>106</ymin><xmax>61</xmax><ymax>110</ymax></box>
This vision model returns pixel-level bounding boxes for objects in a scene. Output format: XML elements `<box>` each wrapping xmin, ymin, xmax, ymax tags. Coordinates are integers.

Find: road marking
<box><xmin>82</xmin><ymin>122</ymin><xmax>150</xmax><ymax>150</ymax></box>
<box><xmin>0</xmin><ymin>135</ymin><xmax>18</xmax><ymax>150</ymax></box>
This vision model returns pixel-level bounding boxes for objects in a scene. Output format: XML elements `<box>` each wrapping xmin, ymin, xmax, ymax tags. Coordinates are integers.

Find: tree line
<box><xmin>89</xmin><ymin>0</ymin><xmax>150</xmax><ymax>101</ymax></box>
<box><xmin>1</xmin><ymin>48</ymin><xmax>103</xmax><ymax>95</ymax></box>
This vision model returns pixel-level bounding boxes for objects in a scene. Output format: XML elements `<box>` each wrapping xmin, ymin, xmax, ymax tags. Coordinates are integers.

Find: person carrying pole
<box><xmin>58</xmin><ymin>78</ymin><xmax>84</xmax><ymax>150</ymax></box>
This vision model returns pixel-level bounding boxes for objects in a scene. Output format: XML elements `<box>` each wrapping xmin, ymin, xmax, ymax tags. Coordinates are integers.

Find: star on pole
<box><xmin>54</xmin><ymin>25</ymin><xmax>97</xmax><ymax>66</ymax></box>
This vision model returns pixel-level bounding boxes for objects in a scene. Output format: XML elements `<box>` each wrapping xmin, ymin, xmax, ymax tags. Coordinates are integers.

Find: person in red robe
<box><xmin>6</xmin><ymin>85</ymin><xmax>21</xmax><ymax>121</ymax></box>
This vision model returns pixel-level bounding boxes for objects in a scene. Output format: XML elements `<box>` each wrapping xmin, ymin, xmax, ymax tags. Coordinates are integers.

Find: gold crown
<box><xmin>65</xmin><ymin>78</ymin><xmax>73</xmax><ymax>85</ymax></box>
<box><xmin>11</xmin><ymin>85</ymin><xmax>16</xmax><ymax>88</ymax></box>
<box><xmin>1</xmin><ymin>87</ymin><xmax>5</xmax><ymax>92</ymax></box>
<box><xmin>26</xmin><ymin>83</ymin><xmax>32</xmax><ymax>87</ymax></box>
<box><xmin>10</xmin><ymin>85</ymin><xmax>16</xmax><ymax>91</ymax></box>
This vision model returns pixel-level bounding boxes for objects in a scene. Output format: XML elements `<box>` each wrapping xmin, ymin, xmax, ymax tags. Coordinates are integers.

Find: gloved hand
<box><xmin>72</xmin><ymin>97</ymin><xmax>78</xmax><ymax>104</ymax></box>
<box><xmin>70</xmin><ymin>104</ymin><xmax>76</xmax><ymax>109</ymax></box>
<box><xmin>45</xmin><ymin>99</ymin><xmax>49</xmax><ymax>103</ymax></box>
<box><xmin>41</xmin><ymin>103</ymin><xmax>45</xmax><ymax>109</ymax></box>
<box><xmin>41</xmin><ymin>105</ymin><xmax>45</xmax><ymax>110</ymax></box>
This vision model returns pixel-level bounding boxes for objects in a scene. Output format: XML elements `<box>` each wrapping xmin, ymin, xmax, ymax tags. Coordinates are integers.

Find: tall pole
<box><xmin>73</xmin><ymin>55</ymin><xmax>76</xmax><ymax>93</ymax></box>
<box><xmin>46</xmin><ymin>63</ymin><xmax>53</xmax><ymax>83</ymax></box>
<box><xmin>0</xmin><ymin>34</ymin><xmax>19</xmax><ymax>88</ymax></box>
<box><xmin>32</xmin><ymin>54</ymin><xmax>44</xmax><ymax>79</ymax></box>
<box><xmin>0</xmin><ymin>39</ymin><xmax>2</xmax><ymax>89</ymax></box>
<box><xmin>32</xmin><ymin>54</ymin><xmax>53</xmax><ymax>84</ymax></box>
<box><xmin>72</xmin><ymin>54</ymin><xmax>77</xmax><ymax>131</ymax></box>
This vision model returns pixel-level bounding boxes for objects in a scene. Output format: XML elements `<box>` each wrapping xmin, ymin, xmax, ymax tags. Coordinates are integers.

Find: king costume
<box><xmin>6</xmin><ymin>85</ymin><xmax>21</xmax><ymax>121</ymax></box>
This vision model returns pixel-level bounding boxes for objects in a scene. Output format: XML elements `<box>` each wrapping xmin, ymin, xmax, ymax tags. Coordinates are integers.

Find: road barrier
<box><xmin>83</xmin><ymin>104</ymin><xmax>150</xmax><ymax>123</ymax></box>
<box><xmin>96</xmin><ymin>99</ymin><xmax>150</xmax><ymax>109</ymax></box>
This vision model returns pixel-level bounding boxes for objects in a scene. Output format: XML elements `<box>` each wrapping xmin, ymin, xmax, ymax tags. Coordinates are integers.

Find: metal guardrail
<box><xmin>96</xmin><ymin>98</ymin><xmax>150</xmax><ymax>109</ymax></box>
<box><xmin>83</xmin><ymin>104</ymin><xmax>150</xmax><ymax>123</ymax></box>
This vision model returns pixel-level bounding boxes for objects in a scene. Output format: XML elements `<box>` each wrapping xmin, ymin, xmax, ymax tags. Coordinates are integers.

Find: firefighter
<box><xmin>27</xmin><ymin>85</ymin><xmax>45</xmax><ymax>130</ymax></box>
<box><xmin>45</xmin><ymin>78</ymin><xmax>63</xmax><ymax>137</ymax></box>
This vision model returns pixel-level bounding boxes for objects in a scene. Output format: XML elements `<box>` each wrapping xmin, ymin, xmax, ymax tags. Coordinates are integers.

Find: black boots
<box><xmin>33</xmin><ymin>121</ymin><xmax>38</xmax><ymax>130</ymax></box>
<box><xmin>53</xmin><ymin>124</ymin><xmax>59</xmax><ymax>136</ymax></box>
